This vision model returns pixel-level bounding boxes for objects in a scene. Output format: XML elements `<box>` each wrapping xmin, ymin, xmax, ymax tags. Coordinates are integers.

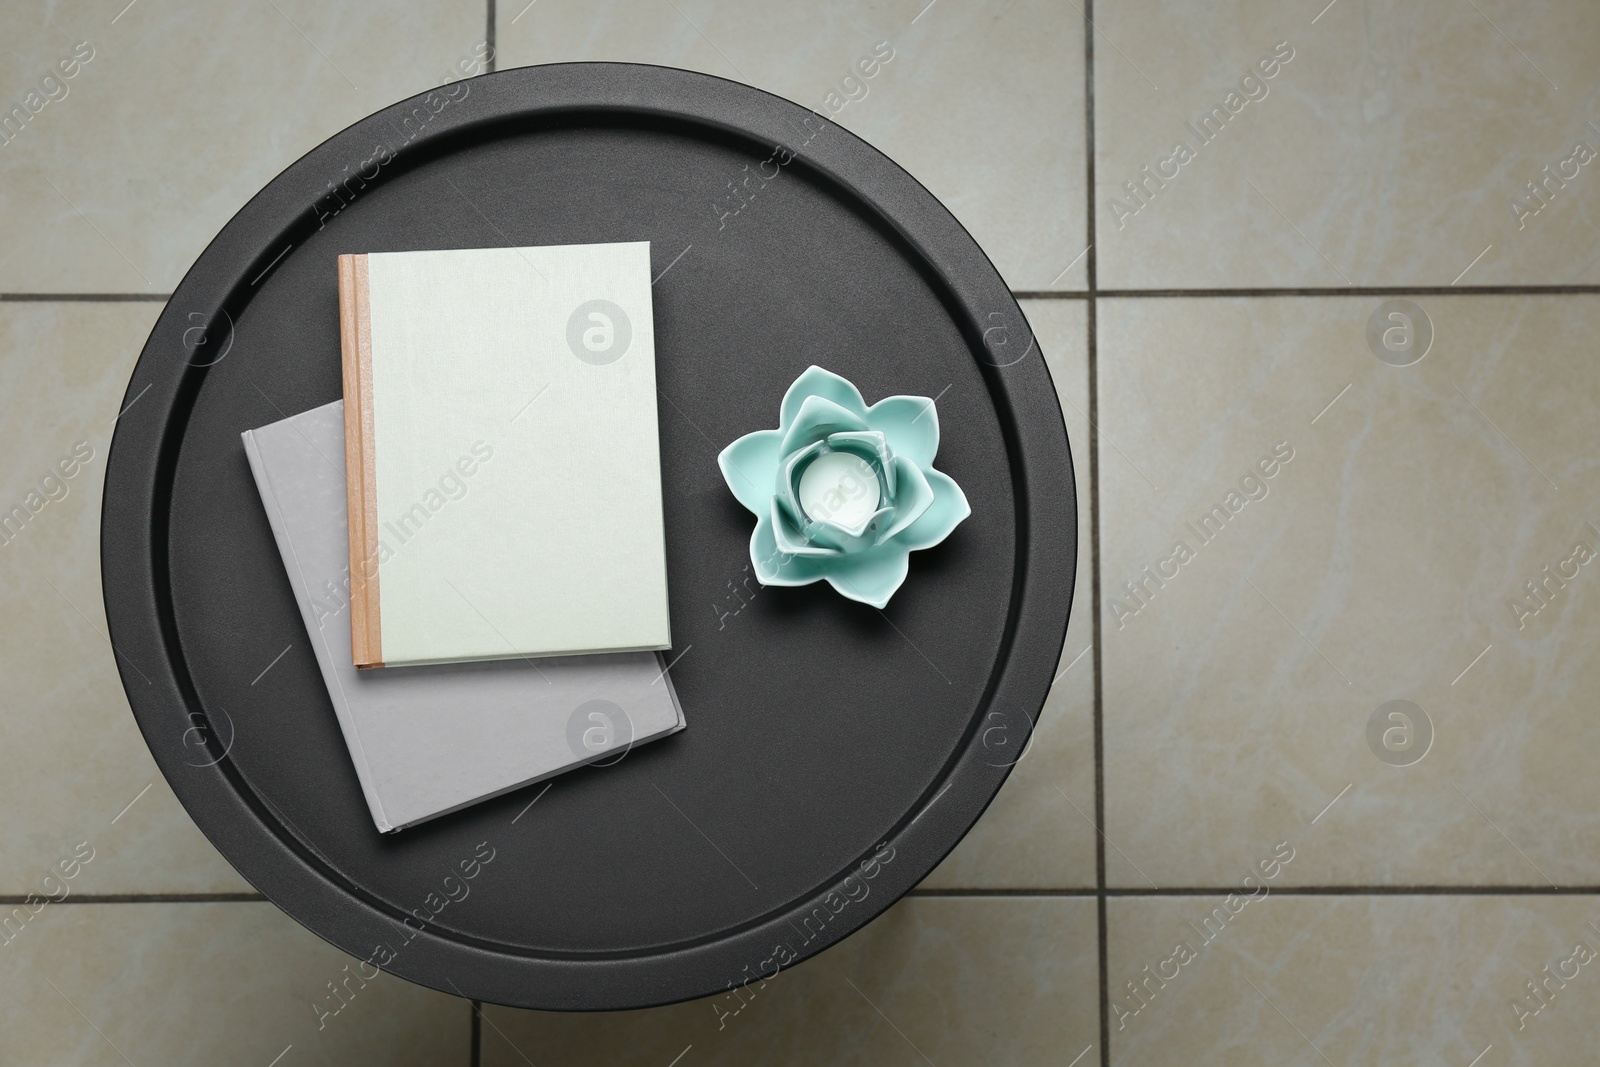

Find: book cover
<box><xmin>242</xmin><ymin>400</ymin><xmax>685</xmax><ymax>833</ymax></box>
<box><xmin>338</xmin><ymin>241</ymin><xmax>671</xmax><ymax>668</ymax></box>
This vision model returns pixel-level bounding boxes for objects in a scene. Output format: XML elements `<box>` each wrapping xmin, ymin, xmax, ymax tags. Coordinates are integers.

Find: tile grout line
<box><xmin>1020</xmin><ymin>285</ymin><xmax>1600</xmax><ymax>298</ymax></box>
<box><xmin>0</xmin><ymin>293</ymin><xmax>173</xmax><ymax>301</ymax></box>
<box><xmin>470</xmin><ymin>998</ymin><xmax>483</xmax><ymax>1067</ymax></box>
<box><xmin>485</xmin><ymin>0</ymin><xmax>496</xmax><ymax>74</ymax></box>
<box><xmin>1079</xmin><ymin>4</ymin><xmax>1109</xmax><ymax>1067</ymax></box>
<box><xmin>0</xmin><ymin>893</ymin><xmax>267</xmax><ymax>904</ymax></box>
<box><xmin>907</xmin><ymin>885</ymin><xmax>1600</xmax><ymax>897</ymax></box>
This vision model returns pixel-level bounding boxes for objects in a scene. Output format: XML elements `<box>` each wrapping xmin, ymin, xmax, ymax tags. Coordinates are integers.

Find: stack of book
<box><xmin>243</xmin><ymin>241</ymin><xmax>684</xmax><ymax>832</ymax></box>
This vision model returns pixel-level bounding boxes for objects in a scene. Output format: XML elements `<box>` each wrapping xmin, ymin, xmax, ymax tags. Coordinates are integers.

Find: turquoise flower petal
<box><xmin>777</xmin><ymin>439</ymin><xmax>826</xmax><ymax>527</ymax></box>
<box><xmin>822</xmin><ymin>544</ymin><xmax>912</xmax><ymax>609</ymax></box>
<box><xmin>895</xmin><ymin>467</ymin><xmax>970</xmax><ymax>550</ymax></box>
<box><xmin>718</xmin><ymin>428</ymin><xmax>784</xmax><ymax>516</ymax></box>
<box><xmin>778</xmin><ymin>394</ymin><xmax>870</xmax><ymax>457</ymax></box>
<box><xmin>751</xmin><ymin>511</ymin><xmax>831</xmax><ymax>586</ymax></box>
<box><xmin>772</xmin><ymin>499</ymin><xmax>841</xmax><ymax>557</ymax></box>
<box><xmin>725</xmin><ymin>367</ymin><xmax>967</xmax><ymax>608</ymax></box>
<box><xmin>780</xmin><ymin>365</ymin><xmax>868</xmax><ymax>428</ymax></box>
<box><xmin>867</xmin><ymin>395</ymin><xmax>939</xmax><ymax>468</ymax></box>
<box><xmin>806</xmin><ymin>506</ymin><xmax>895</xmax><ymax>551</ymax></box>
<box><xmin>825</xmin><ymin>430</ymin><xmax>896</xmax><ymax>497</ymax></box>
<box><xmin>879</xmin><ymin>455</ymin><xmax>934</xmax><ymax>543</ymax></box>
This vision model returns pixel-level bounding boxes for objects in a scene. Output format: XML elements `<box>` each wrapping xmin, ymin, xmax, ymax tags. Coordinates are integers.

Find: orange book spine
<box><xmin>337</xmin><ymin>253</ymin><xmax>383</xmax><ymax>668</ymax></box>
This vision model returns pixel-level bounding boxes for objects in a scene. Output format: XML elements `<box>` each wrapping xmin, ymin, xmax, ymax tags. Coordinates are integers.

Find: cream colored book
<box><xmin>338</xmin><ymin>241</ymin><xmax>671</xmax><ymax>668</ymax></box>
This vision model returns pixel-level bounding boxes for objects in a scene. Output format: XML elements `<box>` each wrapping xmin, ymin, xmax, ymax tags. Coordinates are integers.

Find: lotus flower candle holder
<box><xmin>717</xmin><ymin>366</ymin><xmax>970</xmax><ymax>608</ymax></box>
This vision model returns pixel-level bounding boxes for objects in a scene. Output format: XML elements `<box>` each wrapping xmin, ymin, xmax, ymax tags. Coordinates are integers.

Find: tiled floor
<box><xmin>2</xmin><ymin>1</ymin><xmax>1597</xmax><ymax>1064</ymax></box>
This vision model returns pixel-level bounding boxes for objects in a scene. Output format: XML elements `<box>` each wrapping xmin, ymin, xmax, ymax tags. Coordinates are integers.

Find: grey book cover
<box><xmin>242</xmin><ymin>400</ymin><xmax>685</xmax><ymax>832</ymax></box>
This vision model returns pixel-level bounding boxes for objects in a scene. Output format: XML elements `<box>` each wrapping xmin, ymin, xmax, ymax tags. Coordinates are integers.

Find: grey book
<box><xmin>242</xmin><ymin>400</ymin><xmax>685</xmax><ymax>832</ymax></box>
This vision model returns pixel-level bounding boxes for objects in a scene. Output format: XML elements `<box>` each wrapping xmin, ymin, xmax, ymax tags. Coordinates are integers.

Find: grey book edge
<box><xmin>241</xmin><ymin>400</ymin><xmax>685</xmax><ymax>833</ymax></box>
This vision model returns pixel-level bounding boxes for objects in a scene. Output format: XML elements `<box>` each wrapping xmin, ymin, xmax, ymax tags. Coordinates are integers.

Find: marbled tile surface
<box><xmin>1094</xmin><ymin>0</ymin><xmax>1600</xmax><ymax>288</ymax></box>
<box><xmin>0</xmin><ymin>0</ymin><xmax>487</xmax><ymax>292</ymax></box>
<box><xmin>1108</xmin><ymin>894</ymin><xmax>1600</xmax><ymax>1066</ymax></box>
<box><xmin>0</xmin><ymin>902</ymin><xmax>467</xmax><ymax>1066</ymax></box>
<box><xmin>1097</xmin><ymin>295</ymin><xmax>1600</xmax><ymax>888</ymax></box>
<box><xmin>0</xmin><ymin>302</ymin><xmax>250</xmax><ymax>894</ymax></box>
<box><xmin>483</xmin><ymin>897</ymin><xmax>1101</xmax><ymax>1066</ymax></box>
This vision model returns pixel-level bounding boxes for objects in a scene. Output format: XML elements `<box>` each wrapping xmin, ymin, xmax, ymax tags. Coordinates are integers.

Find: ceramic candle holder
<box><xmin>717</xmin><ymin>365</ymin><xmax>971</xmax><ymax>608</ymax></box>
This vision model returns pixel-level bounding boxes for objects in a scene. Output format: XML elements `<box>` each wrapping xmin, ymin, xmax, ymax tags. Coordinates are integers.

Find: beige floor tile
<box><xmin>0</xmin><ymin>302</ymin><xmax>249</xmax><ymax>894</ymax></box>
<box><xmin>922</xmin><ymin>298</ymin><xmax>1096</xmax><ymax>889</ymax></box>
<box><xmin>1098</xmin><ymin>294</ymin><xmax>1600</xmax><ymax>887</ymax></box>
<box><xmin>0</xmin><ymin>902</ymin><xmax>467</xmax><ymax>1066</ymax></box>
<box><xmin>496</xmin><ymin>0</ymin><xmax>1087</xmax><ymax>290</ymax></box>
<box><xmin>483</xmin><ymin>896</ymin><xmax>1100</xmax><ymax>1066</ymax></box>
<box><xmin>0</xmin><ymin>0</ymin><xmax>487</xmax><ymax>292</ymax></box>
<box><xmin>1094</xmin><ymin>0</ymin><xmax>1600</xmax><ymax>288</ymax></box>
<box><xmin>1109</xmin><ymin>893</ymin><xmax>1600</xmax><ymax>1066</ymax></box>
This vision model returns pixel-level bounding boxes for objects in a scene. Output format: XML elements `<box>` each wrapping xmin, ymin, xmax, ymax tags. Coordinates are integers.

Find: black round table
<box><xmin>101</xmin><ymin>63</ymin><xmax>1076</xmax><ymax>1010</ymax></box>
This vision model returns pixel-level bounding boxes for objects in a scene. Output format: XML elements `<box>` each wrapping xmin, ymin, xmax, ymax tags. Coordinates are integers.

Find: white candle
<box><xmin>797</xmin><ymin>451</ymin><xmax>881</xmax><ymax>530</ymax></box>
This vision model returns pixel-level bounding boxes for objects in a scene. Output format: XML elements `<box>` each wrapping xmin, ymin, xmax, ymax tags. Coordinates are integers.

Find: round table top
<box><xmin>100</xmin><ymin>62</ymin><xmax>1076</xmax><ymax>1010</ymax></box>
